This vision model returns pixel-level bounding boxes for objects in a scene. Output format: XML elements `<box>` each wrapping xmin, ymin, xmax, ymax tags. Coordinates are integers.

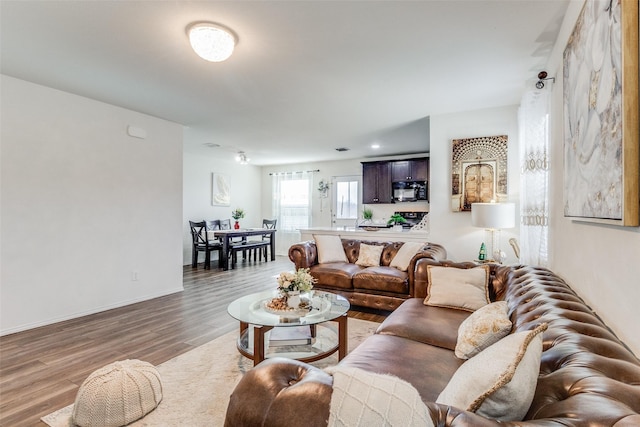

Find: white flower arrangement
<box><xmin>277</xmin><ymin>268</ymin><xmax>316</xmax><ymax>294</ymax></box>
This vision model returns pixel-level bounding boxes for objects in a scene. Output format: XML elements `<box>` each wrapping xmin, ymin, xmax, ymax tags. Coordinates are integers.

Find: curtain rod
<box><xmin>268</xmin><ymin>169</ymin><xmax>319</xmax><ymax>176</ymax></box>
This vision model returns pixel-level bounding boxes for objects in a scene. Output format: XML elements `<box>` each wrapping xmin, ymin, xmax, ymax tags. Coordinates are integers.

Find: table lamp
<box><xmin>471</xmin><ymin>202</ymin><xmax>515</xmax><ymax>263</ymax></box>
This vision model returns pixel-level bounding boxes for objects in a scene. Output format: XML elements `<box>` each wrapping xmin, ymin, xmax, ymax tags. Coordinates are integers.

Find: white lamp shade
<box><xmin>188</xmin><ymin>23</ymin><xmax>236</xmax><ymax>62</ymax></box>
<box><xmin>471</xmin><ymin>202</ymin><xmax>515</xmax><ymax>229</ymax></box>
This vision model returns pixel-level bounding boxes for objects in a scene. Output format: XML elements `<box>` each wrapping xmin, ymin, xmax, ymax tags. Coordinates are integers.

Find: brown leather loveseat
<box><xmin>288</xmin><ymin>239</ymin><xmax>447</xmax><ymax>311</ymax></box>
<box><xmin>225</xmin><ymin>260</ymin><xmax>640</xmax><ymax>426</ymax></box>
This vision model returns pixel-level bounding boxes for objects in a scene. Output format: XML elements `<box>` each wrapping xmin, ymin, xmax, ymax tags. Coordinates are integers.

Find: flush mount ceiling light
<box><xmin>187</xmin><ymin>22</ymin><xmax>236</xmax><ymax>62</ymax></box>
<box><xmin>235</xmin><ymin>151</ymin><xmax>250</xmax><ymax>165</ymax></box>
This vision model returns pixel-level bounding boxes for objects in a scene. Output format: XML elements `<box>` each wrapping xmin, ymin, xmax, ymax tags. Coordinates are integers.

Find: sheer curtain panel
<box><xmin>272</xmin><ymin>171</ymin><xmax>313</xmax><ymax>255</ymax></box>
<box><xmin>518</xmin><ymin>90</ymin><xmax>550</xmax><ymax>266</ymax></box>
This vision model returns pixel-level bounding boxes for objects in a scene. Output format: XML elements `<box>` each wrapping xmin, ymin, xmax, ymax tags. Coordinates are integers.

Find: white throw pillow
<box><xmin>389</xmin><ymin>242</ymin><xmax>425</xmax><ymax>272</ymax></box>
<box><xmin>424</xmin><ymin>265</ymin><xmax>490</xmax><ymax>312</ymax></box>
<box><xmin>328</xmin><ymin>366</ymin><xmax>434</xmax><ymax>427</ymax></box>
<box><xmin>355</xmin><ymin>243</ymin><xmax>384</xmax><ymax>267</ymax></box>
<box><xmin>437</xmin><ymin>323</ymin><xmax>547</xmax><ymax>421</ymax></box>
<box><xmin>455</xmin><ymin>301</ymin><xmax>512</xmax><ymax>359</ymax></box>
<box><xmin>314</xmin><ymin>234</ymin><xmax>348</xmax><ymax>263</ymax></box>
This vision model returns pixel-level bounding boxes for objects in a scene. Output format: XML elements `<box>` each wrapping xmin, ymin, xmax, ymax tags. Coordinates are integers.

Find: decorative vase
<box><xmin>234</xmin><ymin>220</ymin><xmax>240</xmax><ymax>229</ymax></box>
<box><xmin>287</xmin><ymin>290</ymin><xmax>301</xmax><ymax>309</ymax></box>
<box><xmin>392</xmin><ymin>224</ymin><xmax>403</xmax><ymax>232</ymax></box>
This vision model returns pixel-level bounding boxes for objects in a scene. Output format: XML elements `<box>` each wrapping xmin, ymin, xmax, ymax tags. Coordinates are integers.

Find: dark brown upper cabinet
<box><xmin>391</xmin><ymin>158</ymin><xmax>428</xmax><ymax>182</ymax></box>
<box><xmin>362</xmin><ymin>161</ymin><xmax>392</xmax><ymax>204</ymax></box>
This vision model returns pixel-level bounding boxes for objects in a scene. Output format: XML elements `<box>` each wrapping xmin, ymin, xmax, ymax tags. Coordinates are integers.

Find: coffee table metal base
<box><xmin>237</xmin><ymin>313</ymin><xmax>348</xmax><ymax>366</ymax></box>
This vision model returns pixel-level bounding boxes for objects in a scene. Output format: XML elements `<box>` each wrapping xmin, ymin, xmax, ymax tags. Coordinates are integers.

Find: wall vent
<box><xmin>335</xmin><ymin>147</ymin><xmax>350</xmax><ymax>152</ymax></box>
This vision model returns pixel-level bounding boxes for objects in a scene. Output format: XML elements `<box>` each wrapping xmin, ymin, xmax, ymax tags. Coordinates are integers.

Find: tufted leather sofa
<box><xmin>224</xmin><ymin>260</ymin><xmax>640</xmax><ymax>426</ymax></box>
<box><xmin>288</xmin><ymin>239</ymin><xmax>447</xmax><ymax>311</ymax></box>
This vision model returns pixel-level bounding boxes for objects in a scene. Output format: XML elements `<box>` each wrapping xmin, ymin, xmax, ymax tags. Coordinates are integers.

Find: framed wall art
<box><xmin>563</xmin><ymin>0</ymin><xmax>639</xmax><ymax>226</ymax></box>
<box><xmin>451</xmin><ymin>135</ymin><xmax>508</xmax><ymax>212</ymax></box>
<box><xmin>212</xmin><ymin>173</ymin><xmax>230</xmax><ymax>206</ymax></box>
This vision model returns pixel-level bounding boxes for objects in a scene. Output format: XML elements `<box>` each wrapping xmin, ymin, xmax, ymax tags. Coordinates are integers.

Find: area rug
<box><xmin>41</xmin><ymin>318</ymin><xmax>379</xmax><ymax>427</ymax></box>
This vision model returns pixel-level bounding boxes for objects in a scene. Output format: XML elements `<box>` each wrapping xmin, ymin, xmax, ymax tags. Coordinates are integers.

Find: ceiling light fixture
<box><xmin>187</xmin><ymin>22</ymin><xmax>236</xmax><ymax>62</ymax></box>
<box><xmin>235</xmin><ymin>151</ymin><xmax>250</xmax><ymax>165</ymax></box>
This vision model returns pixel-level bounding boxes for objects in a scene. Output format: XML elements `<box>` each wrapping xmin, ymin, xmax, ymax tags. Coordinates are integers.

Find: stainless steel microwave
<box><xmin>392</xmin><ymin>181</ymin><xmax>427</xmax><ymax>202</ymax></box>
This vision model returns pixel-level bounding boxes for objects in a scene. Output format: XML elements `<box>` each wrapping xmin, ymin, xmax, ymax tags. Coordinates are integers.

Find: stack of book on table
<box><xmin>268</xmin><ymin>326</ymin><xmax>312</xmax><ymax>346</ymax></box>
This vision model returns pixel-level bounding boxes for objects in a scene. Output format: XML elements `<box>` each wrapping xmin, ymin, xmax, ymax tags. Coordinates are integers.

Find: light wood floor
<box><xmin>0</xmin><ymin>256</ymin><xmax>386</xmax><ymax>426</ymax></box>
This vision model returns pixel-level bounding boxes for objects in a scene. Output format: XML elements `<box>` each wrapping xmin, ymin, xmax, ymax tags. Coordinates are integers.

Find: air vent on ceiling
<box><xmin>203</xmin><ymin>143</ymin><xmax>221</xmax><ymax>148</ymax></box>
<box><xmin>335</xmin><ymin>147</ymin><xmax>350</xmax><ymax>152</ymax></box>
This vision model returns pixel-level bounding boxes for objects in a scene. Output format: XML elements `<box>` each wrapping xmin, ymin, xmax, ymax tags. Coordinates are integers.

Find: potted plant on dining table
<box><xmin>231</xmin><ymin>208</ymin><xmax>245</xmax><ymax>229</ymax></box>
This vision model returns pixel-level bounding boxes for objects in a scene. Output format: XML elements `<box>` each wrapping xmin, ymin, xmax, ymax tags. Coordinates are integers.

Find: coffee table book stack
<box><xmin>268</xmin><ymin>325</ymin><xmax>313</xmax><ymax>346</ymax></box>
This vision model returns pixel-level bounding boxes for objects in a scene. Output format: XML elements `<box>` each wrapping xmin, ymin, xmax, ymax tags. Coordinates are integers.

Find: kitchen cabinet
<box><xmin>362</xmin><ymin>161</ymin><xmax>392</xmax><ymax>204</ymax></box>
<box><xmin>391</xmin><ymin>158</ymin><xmax>428</xmax><ymax>181</ymax></box>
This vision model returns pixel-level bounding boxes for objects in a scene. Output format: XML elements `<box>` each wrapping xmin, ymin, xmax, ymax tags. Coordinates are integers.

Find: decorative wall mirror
<box><xmin>451</xmin><ymin>135</ymin><xmax>508</xmax><ymax>212</ymax></box>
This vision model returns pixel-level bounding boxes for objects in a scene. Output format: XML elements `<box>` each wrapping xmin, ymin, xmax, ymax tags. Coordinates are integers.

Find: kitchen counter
<box><xmin>298</xmin><ymin>226</ymin><xmax>430</xmax><ymax>243</ymax></box>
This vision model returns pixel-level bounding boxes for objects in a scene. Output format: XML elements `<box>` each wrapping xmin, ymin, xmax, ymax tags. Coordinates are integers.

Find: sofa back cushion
<box><xmin>437</xmin><ymin>323</ymin><xmax>547</xmax><ymax>421</ymax></box>
<box><xmin>390</xmin><ymin>241</ymin><xmax>426</xmax><ymax>271</ymax></box>
<box><xmin>424</xmin><ymin>265</ymin><xmax>490</xmax><ymax>312</ymax></box>
<box><xmin>313</xmin><ymin>234</ymin><xmax>348</xmax><ymax>263</ymax></box>
<box><xmin>355</xmin><ymin>243</ymin><xmax>384</xmax><ymax>267</ymax></box>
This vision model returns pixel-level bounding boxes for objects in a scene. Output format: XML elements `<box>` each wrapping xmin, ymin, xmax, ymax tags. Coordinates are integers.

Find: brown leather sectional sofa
<box><xmin>288</xmin><ymin>239</ymin><xmax>447</xmax><ymax>311</ymax></box>
<box><xmin>225</xmin><ymin>260</ymin><xmax>640</xmax><ymax>426</ymax></box>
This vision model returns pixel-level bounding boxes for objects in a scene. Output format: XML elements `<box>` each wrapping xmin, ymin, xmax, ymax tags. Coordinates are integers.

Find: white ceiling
<box><xmin>0</xmin><ymin>0</ymin><xmax>569</xmax><ymax>166</ymax></box>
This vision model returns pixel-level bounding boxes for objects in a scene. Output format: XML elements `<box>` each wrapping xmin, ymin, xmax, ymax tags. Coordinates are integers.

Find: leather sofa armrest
<box><xmin>288</xmin><ymin>240</ymin><xmax>318</xmax><ymax>269</ymax></box>
<box><xmin>224</xmin><ymin>358</ymin><xmax>332</xmax><ymax>427</ymax></box>
<box><xmin>408</xmin><ymin>243</ymin><xmax>448</xmax><ymax>296</ymax></box>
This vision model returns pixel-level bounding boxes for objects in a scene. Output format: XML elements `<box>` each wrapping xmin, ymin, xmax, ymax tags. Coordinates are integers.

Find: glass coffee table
<box><xmin>227</xmin><ymin>289</ymin><xmax>350</xmax><ymax>366</ymax></box>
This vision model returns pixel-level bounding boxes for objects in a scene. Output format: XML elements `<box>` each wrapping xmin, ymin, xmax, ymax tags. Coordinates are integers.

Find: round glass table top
<box><xmin>227</xmin><ymin>289</ymin><xmax>349</xmax><ymax>327</ymax></box>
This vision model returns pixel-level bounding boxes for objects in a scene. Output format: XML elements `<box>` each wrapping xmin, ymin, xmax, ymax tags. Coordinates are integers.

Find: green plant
<box><xmin>231</xmin><ymin>208</ymin><xmax>245</xmax><ymax>220</ymax></box>
<box><xmin>362</xmin><ymin>208</ymin><xmax>373</xmax><ymax>220</ymax></box>
<box><xmin>387</xmin><ymin>214</ymin><xmax>407</xmax><ymax>226</ymax></box>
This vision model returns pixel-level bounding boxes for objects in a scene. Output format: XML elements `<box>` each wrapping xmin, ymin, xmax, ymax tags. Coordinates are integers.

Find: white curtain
<box><xmin>518</xmin><ymin>90</ymin><xmax>550</xmax><ymax>266</ymax></box>
<box><xmin>272</xmin><ymin>171</ymin><xmax>313</xmax><ymax>256</ymax></box>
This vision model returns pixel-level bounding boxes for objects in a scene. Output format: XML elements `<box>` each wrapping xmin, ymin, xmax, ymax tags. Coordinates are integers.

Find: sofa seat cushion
<box><xmin>353</xmin><ymin>267</ymin><xmax>409</xmax><ymax>294</ymax></box>
<box><xmin>376</xmin><ymin>298</ymin><xmax>470</xmax><ymax>351</ymax></box>
<box><xmin>340</xmin><ymin>334</ymin><xmax>464</xmax><ymax>402</ymax></box>
<box><xmin>309</xmin><ymin>263</ymin><xmax>362</xmax><ymax>290</ymax></box>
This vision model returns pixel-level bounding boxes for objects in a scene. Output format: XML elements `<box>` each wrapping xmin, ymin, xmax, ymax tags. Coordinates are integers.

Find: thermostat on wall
<box><xmin>127</xmin><ymin>125</ymin><xmax>147</xmax><ymax>139</ymax></box>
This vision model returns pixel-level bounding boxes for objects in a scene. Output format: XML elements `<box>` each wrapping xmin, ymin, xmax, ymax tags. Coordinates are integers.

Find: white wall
<box><xmin>1</xmin><ymin>76</ymin><xmax>184</xmax><ymax>335</ymax></box>
<box><xmin>182</xmin><ymin>150</ymin><xmax>263</xmax><ymax>264</ymax></box>
<box><xmin>429</xmin><ymin>105</ymin><xmax>521</xmax><ymax>264</ymax></box>
<box><xmin>259</xmin><ymin>105</ymin><xmax>520</xmax><ymax>264</ymax></box>
<box><xmin>544</xmin><ymin>0</ymin><xmax>640</xmax><ymax>355</ymax></box>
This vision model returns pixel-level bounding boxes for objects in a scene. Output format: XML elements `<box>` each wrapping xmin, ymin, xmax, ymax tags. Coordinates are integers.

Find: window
<box><xmin>272</xmin><ymin>171</ymin><xmax>313</xmax><ymax>255</ymax></box>
<box><xmin>278</xmin><ymin>178</ymin><xmax>310</xmax><ymax>230</ymax></box>
<box><xmin>335</xmin><ymin>180</ymin><xmax>358</xmax><ymax>219</ymax></box>
<box><xmin>332</xmin><ymin>176</ymin><xmax>360</xmax><ymax>226</ymax></box>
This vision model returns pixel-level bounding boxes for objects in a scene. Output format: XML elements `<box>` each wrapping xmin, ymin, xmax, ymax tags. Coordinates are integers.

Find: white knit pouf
<box><xmin>72</xmin><ymin>359</ymin><xmax>163</xmax><ymax>427</ymax></box>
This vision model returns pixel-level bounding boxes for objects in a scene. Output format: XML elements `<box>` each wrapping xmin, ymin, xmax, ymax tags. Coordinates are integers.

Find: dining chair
<box><xmin>219</xmin><ymin>218</ymin><xmax>251</xmax><ymax>268</ymax></box>
<box><xmin>189</xmin><ymin>220</ymin><xmax>224</xmax><ymax>269</ymax></box>
<box><xmin>260</xmin><ymin>219</ymin><xmax>277</xmax><ymax>259</ymax></box>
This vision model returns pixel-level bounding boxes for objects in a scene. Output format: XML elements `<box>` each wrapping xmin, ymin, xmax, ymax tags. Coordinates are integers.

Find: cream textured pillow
<box><xmin>455</xmin><ymin>301</ymin><xmax>512</xmax><ymax>359</ymax></box>
<box><xmin>328</xmin><ymin>366</ymin><xmax>434</xmax><ymax>427</ymax></box>
<box><xmin>437</xmin><ymin>323</ymin><xmax>548</xmax><ymax>421</ymax></box>
<box><xmin>424</xmin><ymin>265</ymin><xmax>490</xmax><ymax>312</ymax></box>
<box><xmin>355</xmin><ymin>243</ymin><xmax>384</xmax><ymax>267</ymax></box>
<box><xmin>314</xmin><ymin>234</ymin><xmax>348</xmax><ymax>263</ymax></box>
<box><xmin>389</xmin><ymin>242</ymin><xmax>425</xmax><ymax>271</ymax></box>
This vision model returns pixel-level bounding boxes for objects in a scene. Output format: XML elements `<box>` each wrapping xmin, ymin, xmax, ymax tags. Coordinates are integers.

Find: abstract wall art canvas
<box><xmin>212</xmin><ymin>173</ymin><xmax>230</xmax><ymax>206</ymax></box>
<box><xmin>563</xmin><ymin>0</ymin><xmax>639</xmax><ymax>226</ymax></box>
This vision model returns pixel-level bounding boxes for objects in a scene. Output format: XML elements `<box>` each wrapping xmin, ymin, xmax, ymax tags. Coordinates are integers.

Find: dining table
<box><xmin>208</xmin><ymin>228</ymin><xmax>276</xmax><ymax>270</ymax></box>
